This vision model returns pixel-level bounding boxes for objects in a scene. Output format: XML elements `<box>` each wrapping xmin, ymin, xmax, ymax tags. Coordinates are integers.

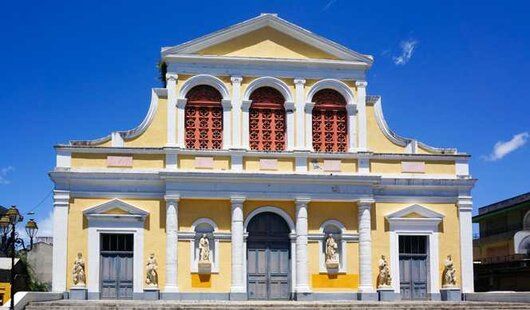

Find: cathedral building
<box><xmin>50</xmin><ymin>14</ymin><xmax>475</xmax><ymax>301</ymax></box>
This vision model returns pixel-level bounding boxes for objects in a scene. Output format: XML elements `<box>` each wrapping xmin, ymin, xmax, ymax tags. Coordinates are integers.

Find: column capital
<box><xmin>358</xmin><ymin>197</ymin><xmax>375</xmax><ymax>207</ymax></box>
<box><xmin>295</xmin><ymin>197</ymin><xmax>311</xmax><ymax>207</ymax></box>
<box><xmin>230</xmin><ymin>76</ymin><xmax>243</xmax><ymax>84</ymax></box>
<box><xmin>164</xmin><ymin>194</ymin><xmax>181</xmax><ymax>203</ymax></box>
<box><xmin>53</xmin><ymin>190</ymin><xmax>70</xmax><ymax>207</ymax></box>
<box><xmin>230</xmin><ymin>195</ymin><xmax>246</xmax><ymax>205</ymax></box>
<box><xmin>294</xmin><ymin>78</ymin><xmax>306</xmax><ymax>86</ymax></box>
<box><xmin>166</xmin><ymin>73</ymin><xmax>178</xmax><ymax>82</ymax></box>
<box><xmin>355</xmin><ymin>80</ymin><xmax>368</xmax><ymax>88</ymax></box>
<box><xmin>457</xmin><ymin>196</ymin><xmax>473</xmax><ymax>211</ymax></box>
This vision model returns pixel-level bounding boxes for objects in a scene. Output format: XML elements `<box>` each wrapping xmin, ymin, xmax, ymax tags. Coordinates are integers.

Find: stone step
<box><xmin>26</xmin><ymin>301</ymin><xmax>530</xmax><ymax>310</ymax></box>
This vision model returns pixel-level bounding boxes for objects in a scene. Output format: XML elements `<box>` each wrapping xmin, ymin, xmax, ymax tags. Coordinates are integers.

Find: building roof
<box><xmin>473</xmin><ymin>192</ymin><xmax>530</xmax><ymax>222</ymax></box>
<box><xmin>162</xmin><ymin>13</ymin><xmax>373</xmax><ymax>64</ymax></box>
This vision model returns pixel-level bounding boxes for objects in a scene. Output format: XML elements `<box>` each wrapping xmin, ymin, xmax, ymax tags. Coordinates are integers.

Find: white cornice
<box><xmin>161</xmin><ymin>13</ymin><xmax>373</xmax><ymax>64</ymax></box>
<box><xmin>53</xmin><ymin>145</ymin><xmax>469</xmax><ymax>161</ymax></box>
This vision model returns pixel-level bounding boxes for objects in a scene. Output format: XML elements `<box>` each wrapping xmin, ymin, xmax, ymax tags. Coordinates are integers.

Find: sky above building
<box><xmin>0</xmin><ymin>0</ymin><xmax>528</xmax><ymax>236</ymax></box>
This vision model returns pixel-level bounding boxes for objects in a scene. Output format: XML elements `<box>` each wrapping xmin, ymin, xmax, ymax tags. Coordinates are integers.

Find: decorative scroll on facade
<box><xmin>185</xmin><ymin>85</ymin><xmax>223</xmax><ymax>150</ymax></box>
<box><xmin>312</xmin><ymin>89</ymin><xmax>347</xmax><ymax>152</ymax></box>
<box><xmin>249</xmin><ymin>87</ymin><xmax>286</xmax><ymax>151</ymax></box>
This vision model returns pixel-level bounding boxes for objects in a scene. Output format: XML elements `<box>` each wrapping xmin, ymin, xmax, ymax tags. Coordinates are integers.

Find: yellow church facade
<box><xmin>50</xmin><ymin>14</ymin><xmax>475</xmax><ymax>301</ymax></box>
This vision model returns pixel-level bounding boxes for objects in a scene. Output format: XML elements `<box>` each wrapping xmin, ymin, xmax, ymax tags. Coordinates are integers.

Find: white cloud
<box><xmin>483</xmin><ymin>132</ymin><xmax>529</xmax><ymax>161</ymax></box>
<box><xmin>0</xmin><ymin>166</ymin><xmax>14</xmax><ymax>185</ymax></box>
<box><xmin>393</xmin><ymin>40</ymin><xmax>418</xmax><ymax>65</ymax></box>
<box><xmin>36</xmin><ymin>211</ymin><xmax>54</xmax><ymax>238</ymax></box>
<box><xmin>323</xmin><ymin>0</ymin><xmax>337</xmax><ymax>11</ymax></box>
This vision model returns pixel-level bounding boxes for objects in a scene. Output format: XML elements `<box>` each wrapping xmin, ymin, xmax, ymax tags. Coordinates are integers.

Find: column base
<box><xmin>295</xmin><ymin>291</ymin><xmax>313</xmax><ymax>301</ymax></box>
<box><xmin>163</xmin><ymin>285</ymin><xmax>179</xmax><ymax>293</ymax></box>
<box><xmin>441</xmin><ymin>287</ymin><xmax>461</xmax><ymax>301</ymax></box>
<box><xmin>377</xmin><ymin>287</ymin><xmax>398</xmax><ymax>301</ymax></box>
<box><xmin>357</xmin><ymin>291</ymin><xmax>378</xmax><ymax>301</ymax></box>
<box><xmin>69</xmin><ymin>287</ymin><xmax>87</xmax><ymax>300</ymax></box>
<box><xmin>229</xmin><ymin>292</ymin><xmax>247</xmax><ymax>301</ymax></box>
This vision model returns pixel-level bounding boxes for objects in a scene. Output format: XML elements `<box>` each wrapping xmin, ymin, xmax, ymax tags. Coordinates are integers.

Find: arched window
<box><xmin>185</xmin><ymin>85</ymin><xmax>223</xmax><ymax>150</ymax></box>
<box><xmin>312</xmin><ymin>89</ymin><xmax>348</xmax><ymax>152</ymax></box>
<box><xmin>249</xmin><ymin>87</ymin><xmax>286</xmax><ymax>151</ymax></box>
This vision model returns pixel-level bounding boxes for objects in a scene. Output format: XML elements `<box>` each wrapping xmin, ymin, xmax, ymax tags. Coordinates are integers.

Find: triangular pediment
<box><xmin>386</xmin><ymin>204</ymin><xmax>444</xmax><ymax>220</ymax></box>
<box><xmin>162</xmin><ymin>14</ymin><xmax>373</xmax><ymax>63</ymax></box>
<box><xmin>84</xmin><ymin>199</ymin><xmax>149</xmax><ymax>217</ymax></box>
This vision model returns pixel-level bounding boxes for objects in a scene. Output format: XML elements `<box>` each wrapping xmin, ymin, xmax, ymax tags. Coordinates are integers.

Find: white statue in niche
<box><xmin>199</xmin><ymin>234</ymin><xmax>211</xmax><ymax>262</ymax></box>
<box><xmin>72</xmin><ymin>252</ymin><xmax>86</xmax><ymax>287</ymax></box>
<box><xmin>325</xmin><ymin>233</ymin><xmax>339</xmax><ymax>269</ymax></box>
<box><xmin>145</xmin><ymin>253</ymin><xmax>158</xmax><ymax>287</ymax></box>
<box><xmin>377</xmin><ymin>255</ymin><xmax>392</xmax><ymax>288</ymax></box>
<box><xmin>442</xmin><ymin>255</ymin><xmax>457</xmax><ymax>287</ymax></box>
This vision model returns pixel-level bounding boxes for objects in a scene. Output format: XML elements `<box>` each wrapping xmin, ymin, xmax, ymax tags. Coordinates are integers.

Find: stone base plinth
<box><xmin>198</xmin><ymin>261</ymin><xmax>212</xmax><ymax>274</ymax></box>
<box><xmin>377</xmin><ymin>287</ymin><xmax>397</xmax><ymax>301</ymax></box>
<box><xmin>70</xmin><ymin>287</ymin><xmax>87</xmax><ymax>300</ymax></box>
<box><xmin>441</xmin><ymin>287</ymin><xmax>461</xmax><ymax>301</ymax></box>
<box><xmin>143</xmin><ymin>288</ymin><xmax>160</xmax><ymax>300</ymax></box>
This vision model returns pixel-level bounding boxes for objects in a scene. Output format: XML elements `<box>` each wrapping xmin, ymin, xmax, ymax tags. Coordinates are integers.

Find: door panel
<box><xmin>247</xmin><ymin>212</ymin><xmax>291</xmax><ymax>300</ymax></box>
<box><xmin>399</xmin><ymin>236</ymin><xmax>428</xmax><ymax>300</ymax></box>
<box><xmin>100</xmin><ymin>234</ymin><xmax>134</xmax><ymax>300</ymax></box>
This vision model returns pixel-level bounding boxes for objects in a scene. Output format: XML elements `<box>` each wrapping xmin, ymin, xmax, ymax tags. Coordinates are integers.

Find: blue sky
<box><xmin>0</xmin><ymin>0</ymin><xmax>528</xmax><ymax>236</ymax></box>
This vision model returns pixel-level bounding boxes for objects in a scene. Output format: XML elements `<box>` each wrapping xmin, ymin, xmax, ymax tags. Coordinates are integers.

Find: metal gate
<box><xmin>100</xmin><ymin>234</ymin><xmax>134</xmax><ymax>299</ymax></box>
<box><xmin>399</xmin><ymin>235</ymin><xmax>428</xmax><ymax>300</ymax></box>
<box><xmin>247</xmin><ymin>212</ymin><xmax>291</xmax><ymax>300</ymax></box>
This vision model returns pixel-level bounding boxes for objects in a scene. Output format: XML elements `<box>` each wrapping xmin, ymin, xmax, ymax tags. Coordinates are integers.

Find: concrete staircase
<box><xmin>26</xmin><ymin>300</ymin><xmax>530</xmax><ymax>310</ymax></box>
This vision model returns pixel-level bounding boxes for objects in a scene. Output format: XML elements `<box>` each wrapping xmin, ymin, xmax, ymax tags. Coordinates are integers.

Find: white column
<box><xmin>356</xmin><ymin>81</ymin><xmax>368</xmax><ymax>151</ymax></box>
<box><xmin>295</xmin><ymin>197</ymin><xmax>311</xmax><ymax>294</ymax></box>
<box><xmin>294</xmin><ymin>79</ymin><xmax>306</xmax><ymax>150</ymax></box>
<box><xmin>241</xmin><ymin>100</ymin><xmax>251</xmax><ymax>150</ymax></box>
<box><xmin>166</xmin><ymin>73</ymin><xmax>178</xmax><ymax>147</ymax></box>
<box><xmin>231</xmin><ymin>76</ymin><xmax>243</xmax><ymax>149</ymax></box>
<box><xmin>52</xmin><ymin>190</ymin><xmax>70</xmax><ymax>293</ymax></box>
<box><xmin>358</xmin><ymin>198</ymin><xmax>374</xmax><ymax>293</ymax></box>
<box><xmin>346</xmin><ymin>105</ymin><xmax>358</xmax><ymax>152</ymax></box>
<box><xmin>458</xmin><ymin>196</ymin><xmax>474</xmax><ymax>293</ymax></box>
<box><xmin>304</xmin><ymin>102</ymin><xmax>315</xmax><ymax>151</ymax></box>
<box><xmin>230</xmin><ymin>196</ymin><xmax>246</xmax><ymax>294</ymax></box>
<box><xmin>176</xmin><ymin>98</ymin><xmax>187</xmax><ymax>148</ymax></box>
<box><xmin>286</xmin><ymin>101</ymin><xmax>296</xmax><ymax>151</ymax></box>
<box><xmin>164</xmin><ymin>195</ymin><xmax>180</xmax><ymax>292</ymax></box>
<box><xmin>221</xmin><ymin>99</ymin><xmax>232</xmax><ymax>149</ymax></box>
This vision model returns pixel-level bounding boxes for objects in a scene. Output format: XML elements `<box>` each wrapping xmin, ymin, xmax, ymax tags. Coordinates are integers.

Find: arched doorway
<box><xmin>246</xmin><ymin>212</ymin><xmax>291</xmax><ymax>300</ymax></box>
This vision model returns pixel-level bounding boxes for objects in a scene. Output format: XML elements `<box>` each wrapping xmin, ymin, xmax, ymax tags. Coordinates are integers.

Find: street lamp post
<box><xmin>0</xmin><ymin>206</ymin><xmax>38</xmax><ymax>310</ymax></box>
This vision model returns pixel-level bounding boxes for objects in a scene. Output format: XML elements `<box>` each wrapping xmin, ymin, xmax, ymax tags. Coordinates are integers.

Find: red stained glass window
<box><xmin>249</xmin><ymin>87</ymin><xmax>286</xmax><ymax>151</ymax></box>
<box><xmin>185</xmin><ymin>85</ymin><xmax>223</xmax><ymax>150</ymax></box>
<box><xmin>312</xmin><ymin>89</ymin><xmax>348</xmax><ymax>152</ymax></box>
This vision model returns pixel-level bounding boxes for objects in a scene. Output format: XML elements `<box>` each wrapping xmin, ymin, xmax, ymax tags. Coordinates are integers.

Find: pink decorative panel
<box><xmin>260</xmin><ymin>158</ymin><xmax>278</xmax><ymax>170</ymax></box>
<box><xmin>323</xmin><ymin>160</ymin><xmax>341</xmax><ymax>172</ymax></box>
<box><xmin>107</xmin><ymin>156</ymin><xmax>133</xmax><ymax>167</ymax></box>
<box><xmin>195</xmin><ymin>156</ymin><xmax>214</xmax><ymax>169</ymax></box>
<box><xmin>401</xmin><ymin>161</ymin><xmax>425</xmax><ymax>173</ymax></box>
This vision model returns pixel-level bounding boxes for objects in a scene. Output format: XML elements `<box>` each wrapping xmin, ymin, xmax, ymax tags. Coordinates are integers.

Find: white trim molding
<box><xmin>84</xmin><ymin>199</ymin><xmax>148</xmax><ymax>296</ymax></box>
<box><xmin>368</xmin><ymin>95</ymin><xmax>458</xmax><ymax>155</ymax></box>
<box><xmin>386</xmin><ymin>204</ymin><xmax>444</xmax><ymax>296</ymax></box>
<box><xmin>70</xmin><ymin>88</ymin><xmax>166</xmax><ymax>146</ymax></box>
<box><xmin>166</xmin><ymin>73</ymin><xmax>178</xmax><ymax>147</ymax></box>
<box><xmin>514</xmin><ymin>230</ymin><xmax>530</xmax><ymax>254</ymax></box>
<box><xmin>355</xmin><ymin>81</ymin><xmax>367</xmax><ymax>151</ymax></box>
<box><xmin>162</xmin><ymin>13</ymin><xmax>373</xmax><ymax>64</ymax></box>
